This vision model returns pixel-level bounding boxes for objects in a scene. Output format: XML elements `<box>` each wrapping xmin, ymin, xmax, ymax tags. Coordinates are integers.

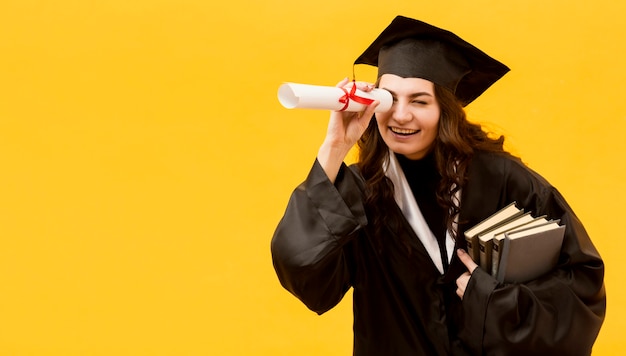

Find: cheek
<box><xmin>428</xmin><ymin>119</ymin><xmax>440</xmax><ymax>133</ymax></box>
<box><xmin>424</xmin><ymin>111</ymin><xmax>441</xmax><ymax>131</ymax></box>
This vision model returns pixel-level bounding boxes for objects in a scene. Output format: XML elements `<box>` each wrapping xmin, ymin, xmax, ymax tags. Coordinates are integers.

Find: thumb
<box><xmin>457</xmin><ymin>249</ymin><xmax>479</xmax><ymax>274</ymax></box>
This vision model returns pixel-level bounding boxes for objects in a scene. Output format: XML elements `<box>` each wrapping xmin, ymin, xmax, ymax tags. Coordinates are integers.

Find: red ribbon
<box><xmin>338</xmin><ymin>81</ymin><xmax>375</xmax><ymax>111</ymax></box>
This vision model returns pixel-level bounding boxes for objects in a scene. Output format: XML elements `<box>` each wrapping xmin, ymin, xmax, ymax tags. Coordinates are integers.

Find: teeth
<box><xmin>391</xmin><ymin>127</ymin><xmax>419</xmax><ymax>135</ymax></box>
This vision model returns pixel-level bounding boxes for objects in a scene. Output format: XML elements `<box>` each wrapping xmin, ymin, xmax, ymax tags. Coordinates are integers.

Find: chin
<box><xmin>389</xmin><ymin>145</ymin><xmax>429</xmax><ymax>160</ymax></box>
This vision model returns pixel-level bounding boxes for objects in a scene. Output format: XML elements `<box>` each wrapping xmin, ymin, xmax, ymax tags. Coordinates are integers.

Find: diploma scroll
<box><xmin>277</xmin><ymin>83</ymin><xmax>392</xmax><ymax>113</ymax></box>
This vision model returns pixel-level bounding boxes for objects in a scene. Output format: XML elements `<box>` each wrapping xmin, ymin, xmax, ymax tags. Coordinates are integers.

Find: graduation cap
<box><xmin>354</xmin><ymin>15</ymin><xmax>509</xmax><ymax>105</ymax></box>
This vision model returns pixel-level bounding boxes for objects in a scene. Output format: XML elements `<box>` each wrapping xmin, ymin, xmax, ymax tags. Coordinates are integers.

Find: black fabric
<box><xmin>396</xmin><ymin>152</ymin><xmax>449</xmax><ymax>271</ymax></box>
<box><xmin>378</xmin><ymin>39</ymin><xmax>471</xmax><ymax>98</ymax></box>
<box><xmin>271</xmin><ymin>151</ymin><xmax>605</xmax><ymax>355</ymax></box>
<box><xmin>354</xmin><ymin>15</ymin><xmax>510</xmax><ymax>105</ymax></box>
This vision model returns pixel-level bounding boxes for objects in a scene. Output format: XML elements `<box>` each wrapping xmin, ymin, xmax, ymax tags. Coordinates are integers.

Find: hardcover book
<box><xmin>463</xmin><ymin>202</ymin><xmax>523</xmax><ymax>262</ymax></box>
<box><xmin>495</xmin><ymin>222</ymin><xmax>565</xmax><ymax>283</ymax></box>
<box><xmin>491</xmin><ymin>215</ymin><xmax>549</xmax><ymax>275</ymax></box>
<box><xmin>477</xmin><ymin>212</ymin><xmax>535</xmax><ymax>273</ymax></box>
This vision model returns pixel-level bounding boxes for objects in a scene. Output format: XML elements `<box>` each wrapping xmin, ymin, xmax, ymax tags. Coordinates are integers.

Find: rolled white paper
<box><xmin>277</xmin><ymin>82</ymin><xmax>392</xmax><ymax>113</ymax></box>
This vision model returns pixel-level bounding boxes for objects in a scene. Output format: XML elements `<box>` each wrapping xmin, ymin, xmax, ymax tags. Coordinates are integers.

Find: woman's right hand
<box><xmin>317</xmin><ymin>78</ymin><xmax>380</xmax><ymax>183</ymax></box>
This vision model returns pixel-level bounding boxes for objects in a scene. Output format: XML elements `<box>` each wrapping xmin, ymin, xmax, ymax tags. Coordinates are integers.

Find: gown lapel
<box><xmin>385</xmin><ymin>152</ymin><xmax>457</xmax><ymax>275</ymax></box>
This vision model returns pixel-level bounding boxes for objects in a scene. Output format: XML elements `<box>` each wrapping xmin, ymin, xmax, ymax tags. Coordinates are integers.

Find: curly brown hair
<box><xmin>356</xmin><ymin>84</ymin><xmax>511</xmax><ymax>244</ymax></box>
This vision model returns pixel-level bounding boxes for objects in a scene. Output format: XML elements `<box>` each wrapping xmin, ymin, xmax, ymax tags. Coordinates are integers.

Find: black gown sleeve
<box><xmin>270</xmin><ymin>159</ymin><xmax>367</xmax><ymax>314</ymax></box>
<box><xmin>460</xmin><ymin>156</ymin><xmax>606</xmax><ymax>356</ymax></box>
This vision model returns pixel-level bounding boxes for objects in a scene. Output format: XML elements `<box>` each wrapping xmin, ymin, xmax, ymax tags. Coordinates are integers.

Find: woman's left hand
<box><xmin>455</xmin><ymin>249</ymin><xmax>479</xmax><ymax>300</ymax></box>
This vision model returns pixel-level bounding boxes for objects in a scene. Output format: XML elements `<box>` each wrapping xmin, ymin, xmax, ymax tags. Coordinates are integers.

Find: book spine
<box><xmin>479</xmin><ymin>239</ymin><xmax>493</xmax><ymax>274</ymax></box>
<box><xmin>495</xmin><ymin>237</ymin><xmax>511</xmax><ymax>283</ymax></box>
<box><xmin>492</xmin><ymin>239</ymin><xmax>503</xmax><ymax>276</ymax></box>
<box><xmin>465</xmin><ymin>234</ymin><xmax>479</xmax><ymax>262</ymax></box>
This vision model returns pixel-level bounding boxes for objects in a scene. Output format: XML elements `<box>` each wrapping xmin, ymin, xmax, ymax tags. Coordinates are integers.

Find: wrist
<box><xmin>317</xmin><ymin>142</ymin><xmax>351</xmax><ymax>183</ymax></box>
<box><xmin>318</xmin><ymin>141</ymin><xmax>351</xmax><ymax>163</ymax></box>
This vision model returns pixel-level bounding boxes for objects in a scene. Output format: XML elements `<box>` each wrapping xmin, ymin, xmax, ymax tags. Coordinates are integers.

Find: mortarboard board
<box><xmin>354</xmin><ymin>15</ymin><xmax>509</xmax><ymax>105</ymax></box>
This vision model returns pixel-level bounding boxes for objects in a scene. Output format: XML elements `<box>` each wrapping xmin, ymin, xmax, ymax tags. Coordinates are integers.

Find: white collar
<box><xmin>384</xmin><ymin>151</ymin><xmax>459</xmax><ymax>274</ymax></box>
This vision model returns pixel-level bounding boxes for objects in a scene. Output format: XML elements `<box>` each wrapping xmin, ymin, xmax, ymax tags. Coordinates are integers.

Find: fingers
<box><xmin>357</xmin><ymin>82</ymin><xmax>375</xmax><ymax>92</ymax></box>
<box><xmin>456</xmin><ymin>272</ymin><xmax>470</xmax><ymax>288</ymax></box>
<box><xmin>456</xmin><ymin>272</ymin><xmax>471</xmax><ymax>299</ymax></box>
<box><xmin>456</xmin><ymin>249</ymin><xmax>479</xmax><ymax>300</ymax></box>
<box><xmin>336</xmin><ymin>78</ymin><xmax>376</xmax><ymax>92</ymax></box>
<box><xmin>456</xmin><ymin>248</ymin><xmax>479</xmax><ymax>274</ymax></box>
<box><xmin>361</xmin><ymin>100</ymin><xmax>380</xmax><ymax>118</ymax></box>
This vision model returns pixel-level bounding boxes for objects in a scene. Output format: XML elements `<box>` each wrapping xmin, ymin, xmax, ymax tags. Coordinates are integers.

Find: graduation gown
<box><xmin>271</xmin><ymin>151</ymin><xmax>605</xmax><ymax>356</ymax></box>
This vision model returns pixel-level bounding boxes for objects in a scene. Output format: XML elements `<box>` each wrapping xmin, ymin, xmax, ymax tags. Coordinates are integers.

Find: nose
<box><xmin>392</xmin><ymin>102</ymin><xmax>412</xmax><ymax>124</ymax></box>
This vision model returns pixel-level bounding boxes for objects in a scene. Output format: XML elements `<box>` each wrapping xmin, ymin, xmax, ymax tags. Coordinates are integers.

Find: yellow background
<box><xmin>0</xmin><ymin>0</ymin><xmax>624</xmax><ymax>354</ymax></box>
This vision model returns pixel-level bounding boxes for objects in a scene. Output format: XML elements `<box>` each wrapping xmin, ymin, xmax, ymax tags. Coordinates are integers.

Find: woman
<box><xmin>271</xmin><ymin>16</ymin><xmax>605</xmax><ymax>355</ymax></box>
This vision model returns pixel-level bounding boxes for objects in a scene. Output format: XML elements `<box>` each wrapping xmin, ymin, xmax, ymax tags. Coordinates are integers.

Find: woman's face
<box><xmin>376</xmin><ymin>74</ymin><xmax>440</xmax><ymax>160</ymax></box>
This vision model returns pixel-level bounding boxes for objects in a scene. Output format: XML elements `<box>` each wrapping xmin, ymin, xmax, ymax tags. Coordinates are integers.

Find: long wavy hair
<box><xmin>357</xmin><ymin>83</ymin><xmax>511</xmax><ymax>243</ymax></box>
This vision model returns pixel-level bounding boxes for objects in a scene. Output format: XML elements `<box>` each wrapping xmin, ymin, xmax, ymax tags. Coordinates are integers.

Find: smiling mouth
<box><xmin>390</xmin><ymin>127</ymin><xmax>420</xmax><ymax>136</ymax></box>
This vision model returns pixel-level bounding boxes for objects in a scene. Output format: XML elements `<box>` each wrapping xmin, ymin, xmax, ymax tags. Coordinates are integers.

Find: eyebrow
<box><xmin>383</xmin><ymin>89</ymin><xmax>434</xmax><ymax>98</ymax></box>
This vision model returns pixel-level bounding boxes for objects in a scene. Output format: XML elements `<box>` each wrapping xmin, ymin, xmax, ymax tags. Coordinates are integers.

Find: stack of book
<box><xmin>464</xmin><ymin>202</ymin><xmax>565</xmax><ymax>283</ymax></box>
